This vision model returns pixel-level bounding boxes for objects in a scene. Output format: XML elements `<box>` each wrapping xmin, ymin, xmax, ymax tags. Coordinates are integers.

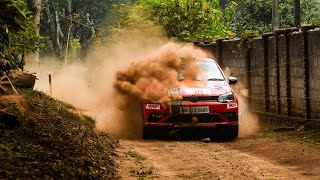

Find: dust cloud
<box><xmin>223</xmin><ymin>68</ymin><xmax>260</xmax><ymax>137</ymax></box>
<box><xmin>26</xmin><ymin>28</ymin><xmax>258</xmax><ymax>139</ymax></box>
<box><xmin>233</xmin><ymin>82</ymin><xmax>260</xmax><ymax>137</ymax></box>
<box><xmin>26</xmin><ymin>28</ymin><xmax>210</xmax><ymax>139</ymax></box>
<box><xmin>114</xmin><ymin>43</ymin><xmax>206</xmax><ymax>108</ymax></box>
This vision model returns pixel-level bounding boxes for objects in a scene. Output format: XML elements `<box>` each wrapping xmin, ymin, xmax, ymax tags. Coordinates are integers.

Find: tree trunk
<box><xmin>64</xmin><ymin>0</ymin><xmax>73</xmax><ymax>63</ymax></box>
<box><xmin>293</xmin><ymin>0</ymin><xmax>301</xmax><ymax>27</ymax></box>
<box><xmin>272</xmin><ymin>0</ymin><xmax>280</xmax><ymax>31</ymax></box>
<box><xmin>43</xmin><ymin>0</ymin><xmax>63</xmax><ymax>58</ymax></box>
<box><xmin>219</xmin><ymin>0</ymin><xmax>228</xmax><ymax>9</ymax></box>
<box><xmin>26</xmin><ymin>0</ymin><xmax>42</xmax><ymax>63</ymax></box>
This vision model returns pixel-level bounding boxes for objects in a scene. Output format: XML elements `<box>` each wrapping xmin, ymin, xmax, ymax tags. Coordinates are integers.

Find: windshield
<box><xmin>178</xmin><ymin>61</ymin><xmax>225</xmax><ymax>81</ymax></box>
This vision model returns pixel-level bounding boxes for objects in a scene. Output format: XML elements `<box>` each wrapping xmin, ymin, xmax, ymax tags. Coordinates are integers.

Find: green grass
<box><xmin>127</xmin><ymin>150</ymin><xmax>146</xmax><ymax>162</ymax></box>
<box><xmin>258</xmin><ymin>130</ymin><xmax>320</xmax><ymax>144</ymax></box>
<box><xmin>126</xmin><ymin>151</ymin><xmax>157</xmax><ymax>179</ymax></box>
<box><xmin>130</xmin><ymin>166</ymin><xmax>158</xmax><ymax>180</ymax></box>
<box><xmin>0</xmin><ymin>89</ymin><xmax>118</xmax><ymax>179</ymax></box>
<box><xmin>256</xmin><ymin>120</ymin><xmax>320</xmax><ymax>145</ymax></box>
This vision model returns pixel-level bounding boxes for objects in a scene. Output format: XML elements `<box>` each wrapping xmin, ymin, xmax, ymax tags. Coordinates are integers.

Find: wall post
<box><xmin>302</xmin><ymin>26</ymin><xmax>313</xmax><ymax>119</ymax></box>
<box><xmin>262</xmin><ymin>34</ymin><xmax>273</xmax><ymax>112</ymax></box>
<box><xmin>216</xmin><ymin>39</ymin><xmax>223</xmax><ymax>66</ymax></box>
<box><xmin>246</xmin><ymin>46</ymin><xmax>252</xmax><ymax>107</ymax></box>
<box><xmin>274</xmin><ymin>30</ymin><xmax>281</xmax><ymax>115</ymax></box>
<box><xmin>285</xmin><ymin>32</ymin><xmax>292</xmax><ymax>116</ymax></box>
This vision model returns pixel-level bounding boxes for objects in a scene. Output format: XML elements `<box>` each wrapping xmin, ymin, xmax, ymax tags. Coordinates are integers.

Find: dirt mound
<box><xmin>0</xmin><ymin>95</ymin><xmax>35</xmax><ymax>129</ymax></box>
<box><xmin>0</xmin><ymin>89</ymin><xmax>118</xmax><ymax>179</ymax></box>
<box><xmin>0</xmin><ymin>95</ymin><xmax>35</xmax><ymax>114</ymax></box>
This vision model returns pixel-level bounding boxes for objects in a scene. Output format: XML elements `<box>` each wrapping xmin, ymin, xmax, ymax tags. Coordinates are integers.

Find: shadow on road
<box><xmin>143</xmin><ymin>128</ymin><xmax>237</xmax><ymax>142</ymax></box>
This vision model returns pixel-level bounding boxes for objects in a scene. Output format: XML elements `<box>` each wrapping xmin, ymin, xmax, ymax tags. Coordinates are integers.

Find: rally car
<box><xmin>142</xmin><ymin>58</ymin><xmax>239</xmax><ymax>139</ymax></box>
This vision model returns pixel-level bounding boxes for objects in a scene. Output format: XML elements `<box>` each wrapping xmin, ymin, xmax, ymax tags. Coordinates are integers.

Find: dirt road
<box><xmin>116</xmin><ymin>137</ymin><xmax>320</xmax><ymax>180</ymax></box>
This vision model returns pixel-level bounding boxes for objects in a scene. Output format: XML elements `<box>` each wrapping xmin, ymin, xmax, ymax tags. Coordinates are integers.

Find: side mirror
<box><xmin>228</xmin><ymin>77</ymin><xmax>237</xmax><ymax>84</ymax></box>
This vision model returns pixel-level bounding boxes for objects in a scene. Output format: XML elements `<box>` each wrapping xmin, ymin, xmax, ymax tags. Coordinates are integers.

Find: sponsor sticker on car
<box><xmin>146</xmin><ymin>104</ymin><xmax>161</xmax><ymax>110</ymax></box>
<box><xmin>227</xmin><ymin>103</ymin><xmax>238</xmax><ymax>109</ymax></box>
<box><xmin>180</xmin><ymin>106</ymin><xmax>209</xmax><ymax>114</ymax></box>
<box><xmin>184</xmin><ymin>88</ymin><xmax>212</xmax><ymax>95</ymax></box>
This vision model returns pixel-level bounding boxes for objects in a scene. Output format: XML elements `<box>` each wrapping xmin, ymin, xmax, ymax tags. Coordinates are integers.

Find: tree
<box><xmin>109</xmin><ymin>0</ymin><xmax>236</xmax><ymax>43</ymax></box>
<box><xmin>40</xmin><ymin>0</ymin><xmax>131</xmax><ymax>60</ymax></box>
<box><xmin>293</xmin><ymin>0</ymin><xmax>300</xmax><ymax>27</ymax></box>
<box><xmin>231</xmin><ymin>0</ymin><xmax>320</xmax><ymax>35</ymax></box>
<box><xmin>272</xmin><ymin>0</ymin><xmax>280</xmax><ymax>31</ymax></box>
<box><xmin>300</xmin><ymin>0</ymin><xmax>320</xmax><ymax>25</ymax></box>
<box><xmin>26</xmin><ymin>0</ymin><xmax>42</xmax><ymax>62</ymax></box>
<box><xmin>0</xmin><ymin>0</ymin><xmax>40</xmax><ymax>75</ymax></box>
<box><xmin>105</xmin><ymin>2</ymin><xmax>163</xmax><ymax>43</ymax></box>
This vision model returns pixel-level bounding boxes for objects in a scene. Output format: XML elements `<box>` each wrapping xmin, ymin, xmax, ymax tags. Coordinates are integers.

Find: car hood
<box><xmin>169</xmin><ymin>80</ymin><xmax>231</xmax><ymax>97</ymax></box>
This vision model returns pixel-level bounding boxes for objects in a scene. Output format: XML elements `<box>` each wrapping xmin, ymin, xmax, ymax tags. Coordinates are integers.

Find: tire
<box><xmin>211</xmin><ymin>125</ymin><xmax>238</xmax><ymax>141</ymax></box>
<box><xmin>142</xmin><ymin>126</ymin><xmax>152</xmax><ymax>139</ymax></box>
<box><xmin>143</xmin><ymin>126</ymin><xmax>169</xmax><ymax>139</ymax></box>
<box><xmin>223</xmin><ymin>125</ymin><xmax>239</xmax><ymax>140</ymax></box>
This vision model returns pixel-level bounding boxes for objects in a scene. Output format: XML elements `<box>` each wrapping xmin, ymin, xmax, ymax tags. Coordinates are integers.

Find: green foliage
<box><xmin>231</xmin><ymin>0</ymin><xmax>320</xmax><ymax>35</ymax></box>
<box><xmin>0</xmin><ymin>0</ymin><xmax>40</xmax><ymax>75</ymax></box>
<box><xmin>230</xmin><ymin>0</ymin><xmax>272</xmax><ymax>34</ymax></box>
<box><xmin>237</xmin><ymin>30</ymin><xmax>260</xmax><ymax>51</ymax></box>
<box><xmin>130</xmin><ymin>166</ymin><xmax>157</xmax><ymax>180</ymax></box>
<box><xmin>0</xmin><ymin>53</ymin><xmax>24</xmax><ymax>77</ymax></box>
<box><xmin>300</xmin><ymin>0</ymin><xmax>320</xmax><ymax>25</ymax></box>
<box><xmin>100</xmin><ymin>0</ymin><xmax>320</xmax><ymax>44</ymax></box>
<box><xmin>139</xmin><ymin>0</ymin><xmax>236</xmax><ymax>42</ymax></box>
<box><xmin>65</xmin><ymin>38</ymin><xmax>81</xmax><ymax>63</ymax></box>
<box><xmin>104</xmin><ymin>2</ymin><xmax>163</xmax><ymax>43</ymax></box>
<box><xmin>127</xmin><ymin>150</ymin><xmax>146</xmax><ymax>162</ymax></box>
<box><xmin>108</xmin><ymin>0</ymin><xmax>236</xmax><ymax>43</ymax></box>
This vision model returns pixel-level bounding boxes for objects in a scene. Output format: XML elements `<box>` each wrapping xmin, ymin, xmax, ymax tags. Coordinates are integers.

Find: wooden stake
<box><xmin>49</xmin><ymin>73</ymin><xmax>52</xmax><ymax>96</ymax></box>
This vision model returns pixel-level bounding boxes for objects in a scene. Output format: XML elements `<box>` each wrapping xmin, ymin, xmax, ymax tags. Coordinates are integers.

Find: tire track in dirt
<box><xmin>116</xmin><ymin>140</ymin><xmax>310</xmax><ymax>180</ymax></box>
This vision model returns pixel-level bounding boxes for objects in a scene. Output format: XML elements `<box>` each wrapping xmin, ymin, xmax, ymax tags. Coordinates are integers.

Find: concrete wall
<box><xmin>196</xmin><ymin>27</ymin><xmax>320</xmax><ymax>121</ymax></box>
<box><xmin>308</xmin><ymin>29</ymin><xmax>320</xmax><ymax>119</ymax></box>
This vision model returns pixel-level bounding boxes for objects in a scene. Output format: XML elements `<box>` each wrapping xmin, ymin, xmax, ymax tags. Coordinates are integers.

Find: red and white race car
<box><xmin>142</xmin><ymin>58</ymin><xmax>239</xmax><ymax>139</ymax></box>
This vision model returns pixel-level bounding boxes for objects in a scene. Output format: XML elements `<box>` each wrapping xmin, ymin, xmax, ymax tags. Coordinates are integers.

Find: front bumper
<box><xmin>142</xmin><ymin>101</ymin><xmax>239</xmax><ymax>127</ymax></box>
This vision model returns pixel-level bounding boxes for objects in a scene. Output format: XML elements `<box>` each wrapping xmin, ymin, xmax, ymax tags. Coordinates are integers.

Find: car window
<box><xmin>178</xmin><ymin>61</ymin><xmax>225</xmax><ymax>81</ymax></box>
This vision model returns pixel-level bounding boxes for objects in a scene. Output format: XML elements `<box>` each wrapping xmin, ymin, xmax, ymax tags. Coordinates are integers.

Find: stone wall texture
<box><xmin>196</xmin><ymin>27</ymin><xmax>320</xmax><ymax>120</ymax></box>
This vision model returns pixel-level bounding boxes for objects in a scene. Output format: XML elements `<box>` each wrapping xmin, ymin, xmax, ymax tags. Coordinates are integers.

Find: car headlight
<box><xmin>218</xmin><ymin>92</ymin><xmax>234</xmax><ymax>103</ymax></box>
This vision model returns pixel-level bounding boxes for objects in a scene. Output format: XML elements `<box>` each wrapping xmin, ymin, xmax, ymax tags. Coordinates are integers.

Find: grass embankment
<box><xmin>257</xmin><ymin>119</ymin><xmax>320</xmax><ymax>145</ymax></box>
<box><xmin>0</xmin><ymin>89</ymin><xmax>118</xmax><ymax>179</ymax></box>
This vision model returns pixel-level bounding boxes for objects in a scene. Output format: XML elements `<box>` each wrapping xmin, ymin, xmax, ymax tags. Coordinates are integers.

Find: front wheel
<box><xmin>143</xmin><ymin>126</ymin><xmax>171</xmax><ymax>139</ymax></box>
<box><xmin>212</xmin><ymin>125</ymin><xmax>239</xmax><ymax>141</ymax></box>
<box><xmin>142</xmin><ymin>126</ymin><xmax>152</xmax><ymax>139</ymax></box>
<box><xmin>224</xmin><ymin>125</ymin><xmax>239</xmax><ymax>140</ymax></box>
